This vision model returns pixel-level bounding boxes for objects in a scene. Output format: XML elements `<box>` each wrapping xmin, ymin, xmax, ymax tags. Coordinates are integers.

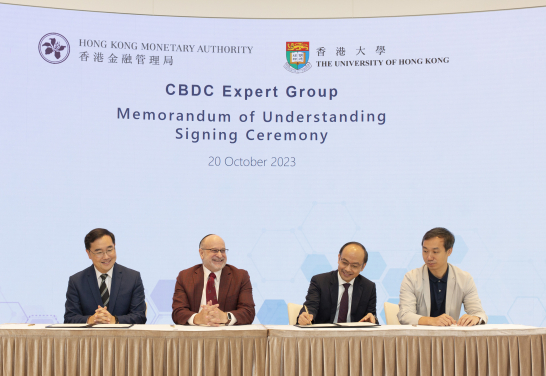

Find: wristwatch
<box><xmin>225</xmin><ymin>312</ymin><xmax>233</xmax><ymax>325</ymax></box>
<box><xmin>114</xmin><ymin>316</ymin><xmax>119</xmax><ymax>324</ymax></box>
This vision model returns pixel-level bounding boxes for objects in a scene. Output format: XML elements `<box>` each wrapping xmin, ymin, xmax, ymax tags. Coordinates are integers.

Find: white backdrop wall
<box><xmin>0</xmin><ymin>4</ymin><xmax>545</xmax><ymax>325</ymax></box>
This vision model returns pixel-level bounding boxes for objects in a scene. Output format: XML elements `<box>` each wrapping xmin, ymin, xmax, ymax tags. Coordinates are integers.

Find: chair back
<box><xmin>287</xmin><ymin>303</ymin><xmax>304</xmax><ymax>325</ymax></box>
<box><xmin>384</xmin><ymin>302</ymin><xmax>401</xmax><ymax>325</ymax></box>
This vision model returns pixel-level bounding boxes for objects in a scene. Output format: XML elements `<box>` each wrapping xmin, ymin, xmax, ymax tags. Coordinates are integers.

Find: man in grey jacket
<box><xmin>398</xmin><ymin>227</ymin><xmax>487</xmax><ymax>326</ymax></box>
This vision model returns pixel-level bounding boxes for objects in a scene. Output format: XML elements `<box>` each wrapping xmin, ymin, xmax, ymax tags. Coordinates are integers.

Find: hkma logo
<box><xmin>284</xmin><ymin>42</ymin><xmax>312</xmax><ymax>74</ymax></box>
<box><xmin>38</xmin><ymin>33</ymin><xmax>70</xmax><ymax>64</ymax></box>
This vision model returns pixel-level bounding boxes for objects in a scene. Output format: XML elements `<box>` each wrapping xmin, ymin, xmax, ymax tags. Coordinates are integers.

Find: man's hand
<box><xmin>418</xmin><ymin>314</ymin><xmax>456</xmax><ymax>326</ymax></box>
<box><xmin>193</xmin><ymin>301</ymin><xmax>220</xmax><ymax>325</ymax></box>
<box><xmin>193</xmin><ymin>301</ymin><xmax>229</xmax><ymax>326</ymax></box>
<box><xmin>298</xmin><ymin>312</ymin><xmax>313</xmax><ymax>325</ymax></box>
<box><xmin>420</xmin><ymin>314</ymin><xmax>456</xmax><ymax>326</ymax></box>
<box><xmin>87</xmin><ymin>305</ymin><xmax>116</xmax><ymax>324</ymax></box>
<box><xmin>457</xmin><ymin>314</ymin><xmax>480</xmax><ymax>326</ymax></box>
<box><xmin>206</xmin><ymin>306</ymin><xmax>228</xmax><ymax>327</ymax></box>
<box><xmin>359</xmin><ymin>313</ymin><xmax>376</xmax><ymax>324</ymax></box>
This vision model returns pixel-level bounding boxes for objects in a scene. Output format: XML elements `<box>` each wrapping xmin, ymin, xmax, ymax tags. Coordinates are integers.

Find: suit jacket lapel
<box><xmin>218</xmin><ymin>265</ymin><xmax>232</xmax><ymax>311</ymax></box>
<box><xmin>86</xmin><ymin>265</ymin><xmax>103</xmax><ymax>307</ymax></box>
<box><xmin>423</xmin><ymin>266</ymin><xmax>431</xmax><ymax>316</ymax></box>
<box><xmin>350</xmin><ymin>276</ymin><xmax>364</xmax><ymax>321</ymax></box>
<box><xmin>445</xmin><ymin>264</ymin><xmax>455</xmax><ymax>317</ymax></box>
<box><xmin>108</xmin><ymin>263</ymin><xmax>121</xmax><ymax>313</ymax></box>
<box><xmin>193</xmin><ymin>266</ymin><xmax>204</xmax><ymax>312</ymax></box>
<box><xmin>329</xmin><ymin>271</ymin><xmax>338</xmax><ymax>323</ymax></box>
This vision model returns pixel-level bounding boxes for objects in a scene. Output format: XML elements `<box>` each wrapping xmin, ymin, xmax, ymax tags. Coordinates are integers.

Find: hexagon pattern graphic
<box><xmin>300</xmin><ymin>255</ymin><xmax>332</xmax><ymax>281</ymax></box>
<box><xmin>381</xmin><ymin>268</ymin><xmax>408</xmax><ymax>297</ymax></box>
<box><xmin>249</xmin><ymin>230</ymin><xmax>306</xmax><ymax>282</ymax></box>
<box><xmin>150</xmin><ymin>280</ymin><xmax>176</xmax><ymax>324</ymax></box>
<box><xmin>363</xmin><ymin>252</ymin><xmax>387</xmax><ymax>281</ymax></box>
<box><xmin>487</xmin><ymin>315</ymin><xmax>509</xmax><ymax>324</ymax></box>
<box><xmin>4</xmin><ymin>208</ymin><xmax>544</xmax><ymax>328</ymax></box>
<box><xmin>491</xmin><ymin>262</ymin><xmax>545</xmax><ymax>307</ymax></box>
<box><xmin>145</xmin><ymin>299</ymin><xmax>157</xmax><ymax>324</ymax></box>
<box><xmin>301</xmin><ymin>203</ymin><xmax>358</xmax><ymax>254</ymax></box>
<box><xmin>154</xmin><ymin>313</ymin><xmax>175</xmax><ymax>325</ymax></box>
<box><xmin>151</xmin><ymin>280</ymin><xmax>176</xmax><ymax>312</ymax></box>
<box><xmin>449</xmin><ymin>235</ymin><xmax>468</xmax><ymax>265</ymax></box>
<box><xmin>26</xmin><ymin>315</ymin><xmax>58</xmax><ymax>324</ymax></box>
<box><xmin>406</xmin><ymin>251</ymin><xmax>424</xmax><ymax>272</ymax></box>
<box><xmin>374</xmin><ymin>283</ymin><xmax>389</xmax><ymax>325</ymax></box>
<box><xmin>257</xmin><ymin>299</ymin><xmax>288</xmax><ymax>325</ymax></box>
<box><xmin>508</xmin><ymin>297</ymin><xmax>546</xmax><ymax>327</ymax></box>
<box><xmin>0</xmin><ymin>302</ymin><xmax>27</xmax><ymax>324</ymax></box>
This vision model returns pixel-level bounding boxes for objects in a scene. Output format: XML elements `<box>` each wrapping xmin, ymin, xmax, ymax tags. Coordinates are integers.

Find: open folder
<box><xmin>296</xmin><ymin>322</ymin><xmax>379</xmax><ymax>328</ymax></box>
<box><xmin>46</xmin><ymin>324</ymin><xmax>134</xmax><ymax>329</ymax></box>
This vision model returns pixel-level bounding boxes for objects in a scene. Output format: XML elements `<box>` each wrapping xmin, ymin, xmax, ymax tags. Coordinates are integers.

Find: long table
<box><xmin>0</xmin><ymin>324</ymin><xmax>268</xmax><ymax>376</ymax></box>
<box><xmin>1</xmin><ymin>324</ymin><xmax>545</xmax><ymax>376</ymax></box>
<box><xmin>266</xmin><ymin>324</ymin><xmax>546</xmax><ymax>376</ymax></box>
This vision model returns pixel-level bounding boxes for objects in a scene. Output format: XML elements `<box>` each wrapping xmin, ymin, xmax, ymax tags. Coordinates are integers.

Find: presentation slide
<box><xmin>0</xmin><ymin>4</ymin><xmax>545</xmax><ymax>325</ymax></box>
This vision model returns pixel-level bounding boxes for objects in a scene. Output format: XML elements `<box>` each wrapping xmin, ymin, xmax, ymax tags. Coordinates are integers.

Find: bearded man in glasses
<box><xmin>172</xmin><ymin>234</ymin><xmax>255</xmax><ymax>326</ymax></box>
<box><xmin>297</xmin><ymin>242</ymin><xmax>377</xmax><ymax>325</ymax></box>
<box><xmin>64</xmin><ymin>228</ymin><xmax>146</xmax><ymax>324</ymax></box>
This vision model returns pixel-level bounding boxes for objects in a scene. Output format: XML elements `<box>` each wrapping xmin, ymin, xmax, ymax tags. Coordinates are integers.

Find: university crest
<box><xmin>284</xmin><ymin>42</ymin><xmax>312</xmax><ymax>74</ymax></box>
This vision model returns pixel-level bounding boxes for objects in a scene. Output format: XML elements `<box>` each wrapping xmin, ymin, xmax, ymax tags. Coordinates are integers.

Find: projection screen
<box><xmin>0</xmin><ymin>3</ymin><xmax>545</xmax><ymax>325</ymax></box>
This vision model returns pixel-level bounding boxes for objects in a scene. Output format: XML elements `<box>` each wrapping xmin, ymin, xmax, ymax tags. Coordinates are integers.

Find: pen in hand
<box><xmin>299</xmin><ymin>305</ymin><xmax>313</xmax><ymax>326</ymax></box>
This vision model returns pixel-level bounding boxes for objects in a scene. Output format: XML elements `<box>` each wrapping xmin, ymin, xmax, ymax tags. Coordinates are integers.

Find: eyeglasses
<box><xmin>90</xmin><ymin>248</ymin><xmax>115</xmax><ymax>257</ymax></box>
<box><xmin>201</xmin><ymin>248</ymin><xmax>229</xmax><ymax>255</ymax></box>
<box><xmin>339</xmin><ymin>258</ymin><xmax>362</xmax><ymax>270</ymax></box>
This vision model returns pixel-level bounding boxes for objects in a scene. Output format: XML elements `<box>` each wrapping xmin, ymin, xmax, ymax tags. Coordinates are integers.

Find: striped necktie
<box><xmin>100</xmin><ymin>274</ymin><xmax>110</xmax><ymax>307</ymax></box>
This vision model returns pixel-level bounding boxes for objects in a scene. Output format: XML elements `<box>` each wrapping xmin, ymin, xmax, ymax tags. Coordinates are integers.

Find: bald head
<box><xmin>199</xmin><ymin>234</ymin><xmax>217</xmax><ymax>248</ymax></box>
<box><xmin>200</xmin><ymin>234</ymin><xmax>224</xmax><ymax>249</ymax></box>
<box><xmin>339</xmin><ymin>241</ymin><xmax>368</xmax><ymax>264</ymax></box>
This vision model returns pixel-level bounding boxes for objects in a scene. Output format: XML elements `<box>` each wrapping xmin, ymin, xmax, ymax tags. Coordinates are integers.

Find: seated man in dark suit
<box><xmin>64</xmin><ymin>228</ymin><xmax>146</xmax><ymax>324</ymax></box>
<box><xmin>172</xmin><ymin>234</ymin><xmax>255</xmax><ymax>326</ymax></box>
<box><xmin>298</xmin><ymin>242</ymin><xmax>377</xmax><ymax>325</ymax></box>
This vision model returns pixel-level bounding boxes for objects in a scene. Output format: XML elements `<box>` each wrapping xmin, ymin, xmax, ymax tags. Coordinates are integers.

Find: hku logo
<box><xmin>38</xmin><ymin>33</ymin><xmax>70</xmax><ymax>64</ymax></box>
<box><xmin>284</xmin><ymin>42</ymin><xmax>312</xmax><ymax>74</ymax></box>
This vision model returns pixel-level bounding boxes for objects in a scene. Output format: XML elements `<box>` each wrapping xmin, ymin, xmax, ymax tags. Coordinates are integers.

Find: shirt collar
<box><xmin>428</xmin><ymin>265</ymin><xmax>449</xmax><ymax>283</ymax></box>
<box><xmin>337</xmin><ymin>271</ymin><xmax>356</xmax><ymax>286</ymax></box>
<box><xmin>94</xmin><ymin>264</ymin><xmax>114</xmax><ymax>280</ymax></box>
<box><xmin>203</xmin><ymin>265</ymin><xmax>222</xmax><ymax>281</ymax></box>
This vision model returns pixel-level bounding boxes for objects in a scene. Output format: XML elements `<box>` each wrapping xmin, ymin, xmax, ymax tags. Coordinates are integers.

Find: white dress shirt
<box><xmin>188</xmin><ymin>265</ymin><xmax>237</xmax><ymax>326</ymax></box>
<box><xmin>94</xmin><ymin>266</ymin><xmax>113</xmax><ymax>299</ymax></box>
<box><xmin>333</xmin><ymin>272</ymin><xmax>355</xmax><ymax>323</ymax></box>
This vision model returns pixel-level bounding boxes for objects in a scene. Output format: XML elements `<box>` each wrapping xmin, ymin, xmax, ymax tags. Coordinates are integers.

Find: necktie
<box><xmin>100</xmin><ymin>274</ymin><xmax>110</xmax><ymax>307</ymax></box>
<box><xmin>206</xmin><ymin>272</ymin><xmax>218</xmax><ymax>305</ymax></box>
<box><xmin>337</xmin><ymin>283</ymin><xmax>351</xmax><ymax>323</ymax></box>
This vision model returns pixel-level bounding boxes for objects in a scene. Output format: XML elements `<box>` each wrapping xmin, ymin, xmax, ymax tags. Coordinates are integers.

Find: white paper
<box><xmin>296</xmin><ymin>323</ymin><xmax>338</xmax><ymax>328</ymax></box>
<box><xmin>336</xmin><ymin>322</ymin><xmax>377</xmax><ymax>327</ymax></box>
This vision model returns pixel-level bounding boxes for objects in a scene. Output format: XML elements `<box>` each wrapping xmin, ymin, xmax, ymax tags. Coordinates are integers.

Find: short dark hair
<box><xmin>199</xmin><ymin>234</ymin><xmax>216</xmax><ymax>248</ymax></box>
<box><xmin>339</xmin><ymin>241</ymin><xmax>368</xmax><ymax>264</ymax></box>
<box><xmin>422</xmin><ymin>227</ymin><xmax>455</xmax><ymax>251</ymax></box>
<box><xmin>84</xmin><ymin>228</ymin><xmax>115</xmax><ymax>250</ymax></box>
